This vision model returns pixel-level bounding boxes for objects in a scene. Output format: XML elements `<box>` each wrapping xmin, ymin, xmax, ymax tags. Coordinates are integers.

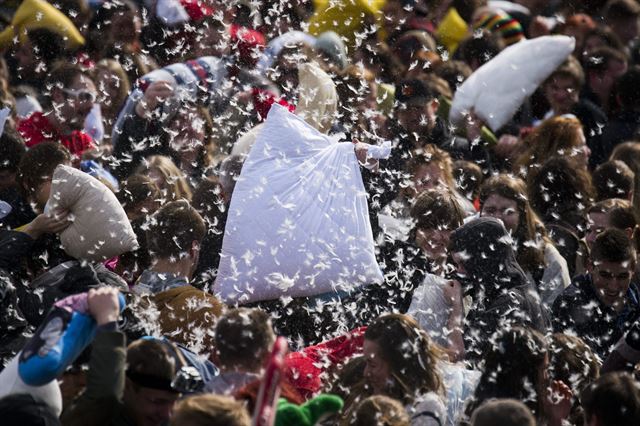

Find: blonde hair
<box><xmin>136</xmin><ymin>155</ymin><xmax>192</xmax><ymax>202</ymax></box>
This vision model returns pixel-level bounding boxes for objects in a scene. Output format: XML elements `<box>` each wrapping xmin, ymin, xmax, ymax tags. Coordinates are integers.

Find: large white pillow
<box><xmin>449</xmin><ymin>35</ymin><xmax>575</xmax><ymax>132</ymax></box>
<box><xmin>46</xmin><ymin>165</ymin><xmax>138</xmax><ymax>262</ymax></box>
<box><xmin>215</xmin><ymin>104</ymin><xmax>383</xmax><ymax>304</ymax></box>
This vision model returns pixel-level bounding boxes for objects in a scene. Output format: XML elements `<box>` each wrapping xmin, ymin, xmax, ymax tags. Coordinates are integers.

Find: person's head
<box><xmin>449</xmin><ymin>217</ymin><xmax>529</xmax><ymax>296</ymax></box>
<box><xmin>406</xmin><ymin>144</ymin><xmax>455</xmax><ymax>195</ymax></box>
<box><xmin>136</xmin><ymin>156</ymin><xmax>193</xmax><ymax>203</ymax></box>
<box><xmin>167</xmin><ymin>104</ymin><xmax>215</xmax><ymax>173</ymax></box>
<box><xmin>583</xmin><ymin>26</ymin><xmax>625</xmax><ymax>56</ymax></box>
<box><xmin>589</xmin><ymin>228</ymin><xmax>637</xmax><ymax>309</ymax></box>
<box><xmin>515</xmin><ymin>116</ymin><xmax>590</xmax><ymax>175</ymax></box>
<box><xmin>469</xmin><ymin>327</ymin><xmax>548</xmax><ymax>418</ymax></box>
<box><xmin>93</xmin><ymin>0</ymin><xmax>141</xmax><ymax>46</ymax></box>
<box><xmin>0</xmin><ymin>128</ymin><xmax>26</xmax><ymax>192</ymax></box>
<box><xmin>479</xmin><ymin>174</ymin><xmax>547</xmax><ymax>274</ymax></box>
<box><xmin>363</xmin><ymin>313</ymin><xmax>443</xmax><ymax>403</ymax></box>
<box><xmin>191</xmin><ymin>16</ymin><xmax>230</xmax><ymax>58</ymax></box>
<box><xmin>593</xmin><ymin>160</ymin><xmax>635</xmax><ymax>201</ymax></box>
<box><xmin>615</xmin><ymin>66</ymin><xmax>640</xmax><ymax>111</ymax></box>
<box><xmin>582</xmin><ymin>372</ymin><xmax>640</xmax><ymax>426</ymax></box>
<box><xmin>604</xmin><ymin>0</ymin><xmax>640</xmax><ymax>46</ymax></box>
<box><xmin>559</xmin><ymin>14</ymin><xmax>597</xmax><ymax>54</ymax></box>
<box><xmin>170</xmin><ymin>394</ymin><xmax>250</xmax><ymax>426</ymax></box>
<box><xmin>93</xmin><ymin>59</ymin><xmax>131</xmax><ymax>116</ymax></box>
<box><xmin>527</xmin><ymin>156</ymin><xmax>594</xmax><ymax>227</ymax></box>
<box><xmin>583</xmin><ymin>47</ymin><xmax>628</xmax><ymax>100</ymax></box>
<box><xmin>191</xmin><ymin>177</ymin><xmax>226</xmax><ymax>225</ymax></box>
<box><xmin>479</xmin><ymin>174</ymin><xmax>534</xmax><ymax>234</ymax></box>
<box><xmin>380</xmin><ymin>0</ymin><xmax>419</xmax><ymax>40</ymax></box>
<box><xmin>344</xmin><ymin>395</ymin><xmax>409</xmax><ymax>426</ymax></box>
<box><xmin>146</xmin><ymin>200</ymin><xmax>206</xmax><ymax>272</ymax></box>
<box><xmin>543</xmin><ymin>56</ymin><xmax>585</xmax><ymax>115</ymax></box>
<box><xmin>410</xmin><ymin>188</ymin><xmax>464</xmax><ymax>263</ymax></box>
<box><xmin>14</xmin><ymin>28</ymin><xmax>66</xmax><ymax>80</ymax></box>
<box><xmin>452</xmin><ymin>160</ymin><xmax>483</xmax><ymax>201</ymax></box>
<box><xmin>470</xmin><ymin>399</ymin><xmax>536</xmax><ymax>426</ymax></box>
<box><xmin>454</xmin><ymin>30</ymin><xmax>505</xmax><ymax>71</ymax></box>
<box><xmin>395</xmin><ymin>77</ymin><xmax>446</xmax><ymax>136</ymax></box>
<box><xmin>586</xmin><ymin>198</ymin><xmax>636</xmax><ymax>249</ymax></box>
<box><xmin>45</xmin><ymin>63</ymin><xmax>97</xmax><ymax>132</ymax></box>
<box><xmin>218</xmin><ymin>155</ymin><xmax>245</xmax><ymax>205</ymax></box>
<box><xmin>336</xmin><ymin>65</ymin><xmax>377</xmax><ymax>126</ymax></box>
<box><xmin>123</xmin><ymin>339</ymin><xmax>182</xmax><ymax>426</ymax></box>
<box><xmin>117</xmin><ymin>174</ymin><xmax>161</xmax><ymax>222</ymax></box>
<box><xmin>434</xmin><ymin>60</ymin><xmax>472</xmax><ymax>96</ymax></box>
<box><xmin>213</xmin><ymin>308</ymin><xmax>275</xmax><ymax>373</ymax></box>
<box><xmin>548</xmin><ymin>333</ymin><xmax>600</xmax><ymax>403</ymax></box>
<box><xmin>17</xmin><ymin>142</ymin><xmax>72</xmax><ymax>210</ymax></box>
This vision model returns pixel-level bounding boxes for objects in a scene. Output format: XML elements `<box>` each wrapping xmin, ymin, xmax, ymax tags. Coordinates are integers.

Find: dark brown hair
<box><xmin>582</xmin><ymin>372</ymin><xmax>640</xmax><ymax>426</ymax></box>
<box><xmin>146</xmin><ymin>200</ymin><xmax>206</xmax><ymax>260</ymax></box>
<box><xmin>593</xmin><ymin>160</ymin><xmax>635</xmax><ymax>201</ymax></box>
<box><xmin>17</xmin><ymin>142</ymin><xmax>71</xmax><ymax>198</ymax></box>
<box><xmin>479</xmin><ymin>175</ymin><xmax>547</xmax><ymax>276</ymax></box>
<box><xmin>214</xmin><ymin>308</ymin><xmax>275</xmax><ymax>371</ymax></box>
<box><xmin>364</xmin><ymin>314</ymin><xmax>443</xmax><ymax>404</ymax></box>
<box><xmin>410</xmin><ymin>188</ymin><xmax>464</xmax><ymax>232</ymax></box>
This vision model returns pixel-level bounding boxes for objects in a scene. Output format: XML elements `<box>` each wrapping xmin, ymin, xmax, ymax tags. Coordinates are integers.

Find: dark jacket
<box><xmin>450</xmin><ymin>217</ymin><xmax>550</xmax><ymax>363</ymax></box>
<box><xmin>552</xmin><ymin>274</ymin><xmax>640</xmax><ymax>360</ymax></box>
<box><xmin>599</xmin><ymin>109</ymin><xmax>640</xmax><ymax>164</ymax></box>
<box><xmin>60</xmin><ymin>330</ymin><xmax>132</xmax><ymax>426</ymax></box>
<box><xmin>572</xmin><ymin>98</ymin><xmax>608</xmax><ymax>169</ymax></box>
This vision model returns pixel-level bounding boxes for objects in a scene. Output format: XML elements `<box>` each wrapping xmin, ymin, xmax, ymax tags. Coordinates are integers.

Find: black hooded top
<box><xmin>450</xmin><ymin>217</ymin><xmax>550</xmax><ymax>363</ymax></box>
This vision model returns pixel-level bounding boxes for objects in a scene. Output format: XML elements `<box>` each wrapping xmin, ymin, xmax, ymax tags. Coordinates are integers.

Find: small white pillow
<box><xmin>46</xmin><ymin>165</ymin><xmax>138</xmax><ymax>262</ymax></box>
<box><xmin>450</xmin><ymin>35</ymin><xmax>575</xmax><ymax>132</ymax></box>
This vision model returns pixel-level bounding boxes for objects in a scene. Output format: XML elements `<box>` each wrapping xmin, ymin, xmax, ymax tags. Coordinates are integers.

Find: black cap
<box><xmin>396</xmin><ymin>79</ymin><xmax>438</xmax><ymax>106</ymax></box>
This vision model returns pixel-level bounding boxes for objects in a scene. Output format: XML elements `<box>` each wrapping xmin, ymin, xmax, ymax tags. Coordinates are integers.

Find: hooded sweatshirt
<box><xmin>450</xmin><ymin>217</ymin><xmax>549</xmax><ymax>363</ymax></box>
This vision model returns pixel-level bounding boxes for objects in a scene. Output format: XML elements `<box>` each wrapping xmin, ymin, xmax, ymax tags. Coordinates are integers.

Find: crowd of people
<box><xmin>2</xmin><ymin>0</ymin><xmax>640</xmax><ymax>425</ymax></box>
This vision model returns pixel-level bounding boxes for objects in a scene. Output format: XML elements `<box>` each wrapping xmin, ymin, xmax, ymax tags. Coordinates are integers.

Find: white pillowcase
<box><xmin>215</xmin><ymin>104</ymin><xmax>383</xmax><ymax>304</ymax></box>
<box><xmin>450</xmin><ymin>35</ymin><xmax>575</xmax><ymax>132</ymax></box>
<box><xmin>46</xmin><ymin>165</ymin><xmax>138</xmax><ymax>262</ymax></box>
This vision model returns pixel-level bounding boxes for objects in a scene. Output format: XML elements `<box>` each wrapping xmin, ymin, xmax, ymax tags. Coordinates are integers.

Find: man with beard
<box><xmin>18</xmin><ymin>64</ymin><xmax>97</xmax><ymax>158</ymax></box>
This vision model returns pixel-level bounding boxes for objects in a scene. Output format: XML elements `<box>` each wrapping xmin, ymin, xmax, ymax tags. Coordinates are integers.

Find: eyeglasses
<box><xmin>62</xmin><ymin>88</ymin><xmax>97</xmax><ymax>104</ymax></box>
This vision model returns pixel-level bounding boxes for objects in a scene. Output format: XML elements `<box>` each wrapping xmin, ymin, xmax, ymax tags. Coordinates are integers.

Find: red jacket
<box><xmin>18</xmin><ymin>112</ymin><xmax>95</xmax><ymax>157</ymax></box>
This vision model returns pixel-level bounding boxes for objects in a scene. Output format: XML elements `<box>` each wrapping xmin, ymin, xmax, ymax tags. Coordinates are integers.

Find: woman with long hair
<box><xmin>342</xmin><ymin>313</ymin><xmax>447</xmax><ymax>426</ymax></box>
<box><xmin>513</xmin><ymin>116</ymin><xmax>591</xmax><ymax>180</ymax></box>
<box><xmin>449</xmin><ymin>217</ymin><xmax>549</xmax><ymax>363</ymax></box>
<box><xmin>464</xmin><ymin>327</ymin><xmax>572</xmax><ymax>426</ymax></box>
<box><xmin>479</xmin><ymin>174</ymin><xmax>570</xmax><ymax>305</ymax></box>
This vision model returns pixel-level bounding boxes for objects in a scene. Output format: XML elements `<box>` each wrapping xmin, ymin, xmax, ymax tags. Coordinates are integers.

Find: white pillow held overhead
<box><xmin>450</xmin><ymin>35</ymin><xmax>575</xmax><ymax>132</ymax></box>
<box><xmin>215</xmin><ymin>104</ymin><xmax>384</xmax><ymax>304</ymax></box>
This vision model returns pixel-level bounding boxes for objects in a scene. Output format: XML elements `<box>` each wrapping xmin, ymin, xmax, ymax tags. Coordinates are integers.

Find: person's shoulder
<box><xmin>553</xmin><ymin>275</ymin><xmax>592</xmax><ymax>307</ymax></box>
<box><xmin>17</xmin><ymin>112</ymin><xmax>48</xmax><ymax>145</ymax></box>
<box><xmin>411</xmin><ymin>391</ymin><xmax>447</xmax><ymax>426</ymax></box>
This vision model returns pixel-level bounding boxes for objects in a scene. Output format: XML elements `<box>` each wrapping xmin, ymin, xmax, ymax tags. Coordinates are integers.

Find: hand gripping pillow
<box><xmin>46</xmin><ymin>165</ymin><xmax>138</xmax><ymax>261</ymax></box>
<box><xmin>450</xmin><ymin>35</ymin><xmax>575</xmax><ymax>132</ymax></box>
<box><xmin>215</xmin><ymin>104</ymin><xmax>384</xmax><ymax>304</ymax></box>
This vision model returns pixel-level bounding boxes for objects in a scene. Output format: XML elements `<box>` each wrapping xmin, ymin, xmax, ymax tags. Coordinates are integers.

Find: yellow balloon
<box><xmin>0</xmin><ymin>0</ymin><xmax>85</xmax><ymax>50</ymax></box>
<box><xmin>308</xmin><ymin>0</ymin><xmax>385</xmax><ymax>51</ymax></box>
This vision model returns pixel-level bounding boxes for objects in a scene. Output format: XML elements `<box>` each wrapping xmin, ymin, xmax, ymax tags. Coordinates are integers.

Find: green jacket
<box><xmin>61</xmin><ymin>330</ymin><xmax>135</xmax><ymax>426</ymax></box>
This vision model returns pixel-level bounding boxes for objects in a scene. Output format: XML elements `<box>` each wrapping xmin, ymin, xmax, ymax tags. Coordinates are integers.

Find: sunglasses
<box><xmin>63</xmin><ymin>88</ymin><xmax>97</xmax><ymax>104</ymax></box>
